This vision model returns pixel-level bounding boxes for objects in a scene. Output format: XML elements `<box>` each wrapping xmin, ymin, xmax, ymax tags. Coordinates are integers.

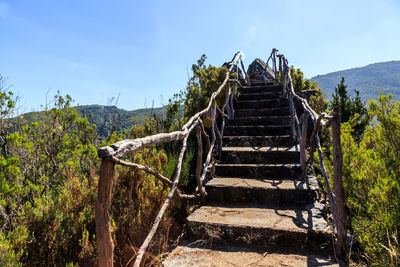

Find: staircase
<box><xmin>164</xmin><ymin>80</ymin><xmax>337</xmax><ymax>266</ymax></box>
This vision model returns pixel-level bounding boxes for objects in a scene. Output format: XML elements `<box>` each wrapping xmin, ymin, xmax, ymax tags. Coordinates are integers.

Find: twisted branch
<box><xmin>134</xmin><ymin>134</ymin><xmax>189</xmax><ymax>267</ymax></box>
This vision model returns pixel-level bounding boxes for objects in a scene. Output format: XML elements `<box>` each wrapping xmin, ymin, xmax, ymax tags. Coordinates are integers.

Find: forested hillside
<box><xmin>16</xmin><ymin>105</ymin><xmax>166</xmax><ymax>139</ymax></box>
<box><xmin>1</xmin><ymin>56</ymin><xmax>400</xmax><ymax>266</ymax></box>
<box><xmin>311</xmin><ymin>60</ymin><xmax>400</xmax><ymax>100</ymax></box>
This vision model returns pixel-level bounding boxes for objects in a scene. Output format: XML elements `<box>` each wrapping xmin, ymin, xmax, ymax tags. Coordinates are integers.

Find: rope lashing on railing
<box><xmin>95</xmin><ymin>51</ymin><xmax>250</xmax><ymax>267</ymax></box>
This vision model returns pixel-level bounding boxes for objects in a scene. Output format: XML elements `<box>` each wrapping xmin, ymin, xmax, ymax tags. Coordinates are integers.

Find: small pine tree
<box><xmin>331</xmin><ymin>77</ymin><xmax>352</xmax><ymax>122</ymax></box>
<box><xmin>330</xmin><ymin>77</ymin><xmax>368</xmax><ymax>142</ymax></box>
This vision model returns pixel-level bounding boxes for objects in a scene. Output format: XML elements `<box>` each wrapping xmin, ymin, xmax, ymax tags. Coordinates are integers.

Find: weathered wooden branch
<box><xmin>281</xmin><ymin>52</ymin><xmax>347</xmax><ymax>266</ymax></box>
<box><xmin>99</xmin><ymin>52</ymin><xmax>242</xmax><ymax>160</ymax></box>
<box><xmin>281</xmin><ymin>59</ymin><xmax>287</xmax><ymax>98</ymax></box>
<box><xmin>134</xmin><ymin>135</ymin><xmax>189</xmax><ymax>267</ymax></box>
<box><xmin>300</xmin><ymin>112</ymin><xmax>308</xmax><ymax>172</ymax></box>
<box><xmin>316</xmin><ymin>133</ymin><xmax>338</xmax><ymax>222</ymax></box>
<box><xmin>216</xmin><ymin>104</ymin><xmax>229</xmax><ymax>119</ymax></box>
<box><xmin>228</xmin><ymin>78</ymin><xmax>245</xmax><ymax>89</ymax></box>
<box><xmin>278</xmin><ymin>54</ymin><xmax>283</xmax><ymax>83</ymax></box>
<box><xmin>224</xmin><ymin>82</ymin><xmax>232</xmax><ymax>119</ymax></box>
<box><xmin>240</xmin><ymin>59</ymin><xmax>250</xmax><ymax>85</ymax></box>
<box><xmin>96</xmin><ymin>52</ymin><xmax>244</xmax><ymax>266</ymax></box>
<box><xmin>200</xmin><ymin>110</ymin><xmax>216</xmax><ymax>185</ymax></box>
<box><xmin>176</xmin><ymin>191</ymin><xmax>199</xmax><ymax>200</ymax></box>
<box><xmin>111</xmin><ymin>156</ymin><xmax>173</xmax><ymax>186</ymax></box>
<box><xmin>230</xmin><ymin>81</ymin><xmax>237</xmax><ymax>119</ymax></box>
<box><xmin>96</xmin><ymin>160</ymin><xmax>115</xmax><ymax>267</ymax></box>
<box><xmin>196</xmin><ymin>124</ymin><xmax>206</xmax><ymax>199</ymax></box>
<box><xmin>183</xmin><ymin>52</ymin><xmax>242</xmax><ymax>130</ymax></box>
<box><xmin>221</xmin><ymin>81</ymin><xmax>232</xmax><ymax>136</ymax></box>
<box><xmin>307</xmin><ymin>113</ymin><xmax>334</xmax><ymax>165</ymax></box>
<box><xmin>331</xmin><ymin>107</ymin><xmax>347</xmax><ymax>264</ymax></box>
<box><xmin>198</xmin><ymin>120</ymin><xmax>210</xmax><ymax>152</ymax></box>
<box><xmin>98</xmin><ymin>131</ymin><xmax>188</xmax><ymax>159</ymax></box>
<box><xmin>214</xmin><ymin>119</ymin><xmax>223</xmax><ymax>160</ymax></box>
<box><xmin>109</xmin><ymin>155</ymin><xmax>195</xmax><ymax>199</ymax></box>
<box><xmin>285</xmin><ymin>69</ymin><xmax>304</xmax><ymax>148</ymax></box>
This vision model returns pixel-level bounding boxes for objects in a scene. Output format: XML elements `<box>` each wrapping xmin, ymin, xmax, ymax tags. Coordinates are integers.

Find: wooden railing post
<box><xmin>196</xmin><ymin>125</ymin><xmax>206</xmax><ymax>200</ymax></box>
<box><xmin>96</xmin><ymin>159</ymin><xmax>115</xmax><ymax>267</ymax></box>
<box><xmin>282</xmin><ymin>63</ymin><xmax>287</xmax><ymax>99</ymax></box>
<box><xmin>278</xmin><ymin>54</ymin><xmax>283</xmax><ymax>84</ymax></box>
<box><xmin>331</xmin><ymin>107</ymin><xmax>348</xmax><ymax>266</ymax></box>
<box><xmin>300</xmin><ymin>112</ymin><xmax>308</xmax><ymax>172</ymax></box>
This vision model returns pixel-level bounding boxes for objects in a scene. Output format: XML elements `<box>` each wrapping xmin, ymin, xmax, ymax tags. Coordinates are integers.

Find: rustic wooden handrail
<box><xmin>266</xmin><ymin>48</ymin><xmax>279</xmax><ymax>82</ymax></box>
<box><xmin>95</xmin><ymin>51</ymin><xmax>248</xmax><ymax>266</ymax></box>
<box><xmin>277</xmin><ymin>52</ymin><xmax>348</xmax><ymax>265</ymax></box>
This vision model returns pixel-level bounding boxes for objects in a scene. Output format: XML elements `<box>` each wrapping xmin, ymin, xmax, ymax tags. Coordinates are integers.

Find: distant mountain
<box><xmin>18</xmin><ymin>105</ymin><xmax>166</xmax><ymax>138</ymax></box>
<box><xmin>311</xmin><ymin>60</ymin><xmax>400</xmax><ymax>101</ymax></box>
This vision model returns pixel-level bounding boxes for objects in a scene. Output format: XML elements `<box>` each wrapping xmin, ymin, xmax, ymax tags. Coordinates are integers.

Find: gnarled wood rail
<box><xmin>96</xmin><ymin>49</ymin><xmax>347</xmax><ymax>266</ymax></box>
<box><xmin>96</xmin><ymin>51</ymin><xmax>248</xmax><ymax>267</ymax></box>
<box><xmin>278</xmin><ymin>50</ymin><xmax>348</xmax><ymax>265</ymax></box>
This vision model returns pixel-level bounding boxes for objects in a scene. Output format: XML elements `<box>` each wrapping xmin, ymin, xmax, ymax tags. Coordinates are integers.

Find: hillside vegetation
<box><xmin>1</xmin><ymin>58</ymin><xmax>400</xmax><ymax>266</ymax></box>
<box><xmin>16</xmin><ymin>105</ymin><xmax>165</xmax><ymax>139</ymax></box>
<box><xmin>311</xmin><ymin>60</ymin><xmax>400</xmax><ymax>100</ymax></box>
<box><xmin>0</xmin><ymin>56</ymin><xmax>230</xmax><ymax>266</ymax></box>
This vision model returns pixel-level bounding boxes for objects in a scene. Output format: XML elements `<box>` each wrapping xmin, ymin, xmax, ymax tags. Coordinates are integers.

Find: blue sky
<box><xmin>1</xmin><ymin>0</ymin><xmax>400</xmax><ymax>112</ymax></box>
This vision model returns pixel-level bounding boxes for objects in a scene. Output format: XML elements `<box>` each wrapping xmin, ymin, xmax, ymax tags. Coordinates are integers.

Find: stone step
<box><xmin>223</xmin><ymin>135</ymin><xmax>294</xmax><ymax>147</ymax></box>
<box><xmin>237</xmin><ymin>91</ymin><xmax>280</xmax><ymax>101</ymax></box>
<box><xmin>239</xmin><ymin>85</ymin><xmax>282</xmax><ymax>94</ymax></box>
<box><xmin>206</xmin><ymin>177</ymin><xmax>317</xmax><ymax>205</ymax></box>
<box><xmin>224</xmin><ymin>125</ymin><xmax>291</xmax><ymax>136</ymax></box>
<box><xmin>163</xmin><ymin>245</ymin><xmax>338</xmax><ymax>266</ymax></box>
<box><xmin>234</xmin><ymin>99</ymin><xmax>288</xmax><ymax>109</ymax></box>
<box><xmin>187</xmin><ymin>203</ymin><xmax>331</xmax><ymax>251</ymax></box>
<box><xmin>221</xmin><ymin>146</ymin><xmax>299</xmax><ymax>164</ymax></box>
<box><xmin>248</xmin><ymin>79</ymin><xmax>275</xmax><ymax>86</ymax></box>
<box><xmin>215</xmin><ymin>163</ymin><xmax>302</xmax><ymax>178</ymax></box>
<box><xmin>235</xmin><ymin>107</ymin><xmax>290</xmax><ymax>117</ymax></box>
<box><xmin>226</xmin><ymin>116</ymin><xmax>291</xmax><ymax>126</ymax></box>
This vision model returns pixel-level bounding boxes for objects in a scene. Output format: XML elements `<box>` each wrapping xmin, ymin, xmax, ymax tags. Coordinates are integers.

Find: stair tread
<box><xmin>221</xmin><ymin>146</ymin><xmax>298</xmax><ymax>152</ymax></box>
<box><xmin>223</xmin><ymin>135</ymin><xmax>292</xmax><ymax>138</ymax></box>
<box><xmin>164</xmin><ymin>245</ymin><xmax>338</xmax><ymax>267</ymax></box>
<box><xmin>239</xmin><ymin>91</ymin><xmax>278</xmax><ymax>94</ymax></box>
<box><xmin>207</xmin><ymin>177</ymin><xmax>313</xmax><ymax>191</ymax></box>
<box><xmin>169</xmin><ymin>78</ymin><xmax>333</xmax><ymax>263</ymax></box>
<box><xmin>216</xmin><ymin>163</ymin><xmax>301</xmax><ymax>167</ymax></box>
<box><xmin>235</xmin><ymin>107</ymin><xmax>289</xmax><ymax>110</ymax></box>
<box><xmin>187</xmin><ymin>203</ymin><xmax>330</xmax><ymax>233</ymax></box>
<box><xmin>229</xmin><ymin>115</ymin><xmax>291</xmax><ymax>119</ymax></box>
<box><xmin>225</xmin><ymin>125</ymin><xmax>290</xmax><ymax>128</ymax></box>
<box><xmin>235</xmin><ymin>99</ymin><xmax>285</xmax><ymax>103</ymax></box>
<box><xmin>238</xmin><ymin>93</ymin><xmax>279</xmax><ymax>97</ymax></box>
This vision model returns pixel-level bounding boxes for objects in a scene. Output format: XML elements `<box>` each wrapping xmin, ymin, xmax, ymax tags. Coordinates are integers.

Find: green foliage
<box><xmin>1</xmin><ymin>61</ymin><xmax>204</xmax><ymax>265</ymax></box>
<box><xmin>0</xmin><ymin>92</ymin><xmax>99</xmax><ymax>265</ymax></box>
<box><xmin>322</xmin><ymin>93</ymin><xmax>400</xmax><ymax>265</ymax></box>
<box><xmin>329</xmin><ymin>77</ymin><xmax>368</xmax><ymax>142</ymax></box>
<box><xmin>111</xmin><ymin>146</ymin><xmax>188</xmax><ymax>265</ymax></box>
<box><xmin>14</xmin><ymin>105</ymin><xmax>166</xmax><ymax>140</ymax></box>
<box><xmin>290</xmin><ymin>67</ymin><xmax>328</xmax><ymax>114</ymax></box>
<box><xmin>165</xmin><ymin>54</ymin><xmax>229</xmax><ymax>131</ymax></box>
<box><xmin>0</xmin><ymin>75</ymin><xmax>18</xmax><ymax>157</ymax></box>
<box><xmin>163</xmin><ymin>152</ymin><xmax>194</xmax><ymax>187</ymax></box>
<box><xmin>290</xmin><ymin>67</ymin><xmax>321</xmax><ymax>93</ymax></box>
